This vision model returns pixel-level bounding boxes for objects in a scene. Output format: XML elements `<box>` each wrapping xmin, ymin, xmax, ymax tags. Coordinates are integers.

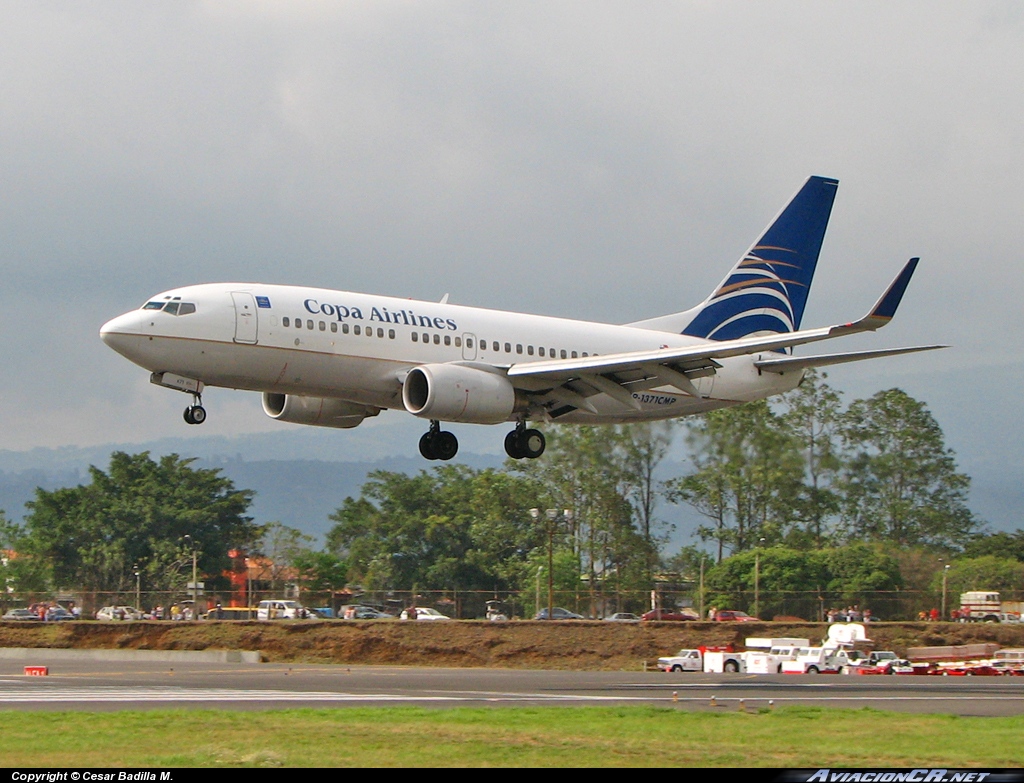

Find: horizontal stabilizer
<box><xmin>754</xmin><ymin>345</ymin><xmax>947</xmax><ymax>374</ymax></box>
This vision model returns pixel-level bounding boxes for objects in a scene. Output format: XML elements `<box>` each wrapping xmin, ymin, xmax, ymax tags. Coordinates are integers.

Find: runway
<box><xmin>2</xmin><ymin>656</ymin><xmax>1023</xmax><ymax>715</ymax></box>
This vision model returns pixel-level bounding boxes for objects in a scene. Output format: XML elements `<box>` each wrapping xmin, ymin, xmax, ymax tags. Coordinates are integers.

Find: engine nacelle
<box><xmin>402</xmin><ymin>363</ymin><xmax>517</xmax><ymax>424</ymax></box>
<box><xmin>262</xmin><ymin>393</ymin><xmax>379</xmax><ymax>429</ymax></box>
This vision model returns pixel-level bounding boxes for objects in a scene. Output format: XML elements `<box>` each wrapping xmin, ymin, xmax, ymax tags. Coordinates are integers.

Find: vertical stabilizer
<box><xmin>629</xmin><ymin>176</ymin><xmax>839</xmax><ymax>338</ymax></box>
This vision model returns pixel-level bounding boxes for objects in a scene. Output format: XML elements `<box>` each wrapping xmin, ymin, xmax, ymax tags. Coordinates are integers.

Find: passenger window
<box><xmin>412</xmin><ymin>332</ymin><xmax>419</xmax><ymax>342</ymax></box>
<box><xmin>466</xmin><ymin>338</ymin><xmax>473</xmax><ymax>348</ymax></box>
<box><xmin>377</xmin><ymin>328</ymin><xmax>384</xmax><ymax>338</ymax></box>
<box><xmin>504</xmin><ymin>342</ymin><xmax>511</xmax><ymax>353</ymax></box>
<box><xmin>422</xmin><ymin>333</ymin><xmax>429</xmax><ymax>343</ymax></box>
<box><xmin>516</xmin><ymin>344</ymin><xmax>523</xmax><ymax>354</ymax></box>
<box><xmin>389</xmin><ymin>329</ymin><xmax>395</xmax><ymax>339</ymax></box>
<box><xmin>306</xmin><ymin>320</ymin><xmax>313</xmax><ymax>330</ymax></box>
<box><xmin>433</xmin><ymin>334</ymin><xmax>440</xmax><ymax>345</ymax></box>
<box><xmin>444</xmin><ymin>335</ymin><xmax>451</xmax><ymax>346</ymax></box>
<box><xmin>295</xmin><ymin>319</ymin><xmax>302</xmax><ymax>328</ymax></box>
<box><xmin>560</xmin><ymin>349</ymin><xmax>567</xmax><ymax>359</ymax></box>
<box><xmin>492</xmin><ymin>341</ymin><xmax>499</xmax><ymax>351</ymax></box>
<box><xmin>367</xmin><ymin>328</ymin><xmax>373</xmax><ymax>338</ymax></box>
<box><xmin>539</xmin><ymin>347</ymin><xmax>545</xmax><ymax>357</ymax></box>
<box><xmin>330</xmin><ymin>322</ymin><xmax>337</xmax><ymax>333</ymax></box>
<box><xmin>319</xmin><ymin>321</ymin><xmax>326</xmax><ymax>331</ymax></box>
<box><xmin>354</xmin><ymin>325</ymin><xmax>361</xmax><ymax>335</ymax></box>
<box><xmin>342</xmin><ymin>323</ymin><xmax>350</xmax><ymax>334</ymax></box>
<box><xmin>282</xmin><ymin>317</ymin><xmax>290</xmax><ymax>327</ymax></box>
<box><xmin>455</xmin><ymin>337</ymin><xmax>462</xmax><ymax>348</ymax></box>
<box><xmin>571</xmin><ymin>351</ymin><xmax>578</xmax><ymax>358</ymax></box>
<box><xmin>527</xmin><ymin>346</ymin><xmax>534</xmax><ymax>356</ymax></box>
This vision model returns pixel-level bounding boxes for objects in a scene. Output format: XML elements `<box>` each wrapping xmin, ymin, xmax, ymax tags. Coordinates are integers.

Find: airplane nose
<box><xmin>100</xmin><ymin>312</ymin><xmax>135</xmax><ymax>346</ymax></box>
<box><xmin>100</xmin><ymin>310</ymin><xmax>149</xmax><ymax>361</ymax></box>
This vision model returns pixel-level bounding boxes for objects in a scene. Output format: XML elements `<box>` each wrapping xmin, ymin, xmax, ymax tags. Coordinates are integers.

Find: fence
<box><xmin>6</xmin><ymin>587</ymin><xmax>1020</xmax><ymax>622</ymax></box>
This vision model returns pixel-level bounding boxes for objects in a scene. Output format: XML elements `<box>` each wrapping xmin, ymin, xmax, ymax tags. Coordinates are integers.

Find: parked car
<box><xmin>400</xmin><ymin>607</ymin><xmax>452</xmax><ymax>620</ymax></box>
<box><xmin>45</xmin><ymin>607</ymin><xmax>77</xmax><ymax>621</ymax></box>
<box><xmin>642</xmin><ymin>608</ymin><xmax>700</xmax><ymax>622</ymax></box>
<box><xmin>340</xmin><ymin>605</ymin><xmax>395</xmax><ymax>620</ymax></box>
<box><xmin>2</xmin><ymin>608</ymin><xmax>42</xmax><ymax>621</ymax></box>
<box><xmin>714</xmin><ymin>610</ymin><xmax>759</xmax><ymax>622</ymax></box>
<box><xmin>256</xmin><ymin>600</ymin><xmax>315</xmax><ymax>620</ymax></box>
<box><xmin>603</xmin><ymin>612</ymin><xmax>641</xmax><ymax>622</ymax></box>
<box><xmin>534</xmin><ymin>607</ymin><xmax>585</xmax><ymax>620</ymax></box>
<box><xmin>96</xmin><ymin>605</ymin><xmax>143</xmax><ymax>621</ymax></box>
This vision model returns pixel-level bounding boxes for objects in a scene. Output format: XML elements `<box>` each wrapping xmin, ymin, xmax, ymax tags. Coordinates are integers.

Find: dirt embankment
<box><xmin>3</xmin><ymin>621</ymin><xmax>1023</xmax><ymax>670</ymax></box>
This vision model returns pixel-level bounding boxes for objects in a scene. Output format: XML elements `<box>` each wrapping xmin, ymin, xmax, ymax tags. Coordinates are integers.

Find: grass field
<box><xmin>1</xmin><ymin>706</ymin><xmax>1022</xmax><ymax>767</ymax></box>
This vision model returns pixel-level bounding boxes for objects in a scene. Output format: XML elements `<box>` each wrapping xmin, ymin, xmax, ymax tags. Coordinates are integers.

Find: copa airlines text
<box><xmin>101</xmin><ymin>176</ymin><xmax>943</xmax><ymax>461</ymax></box>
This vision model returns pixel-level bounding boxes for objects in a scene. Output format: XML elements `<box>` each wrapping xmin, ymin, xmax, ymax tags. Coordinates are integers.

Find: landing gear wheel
<box><xmin>504</xmin><ymin>427</ymin><xmax>546</xmax><ymax>459</ymax></box>
<box><xmin>520</xmin><ymin>429</ymin><xmax>545</xmax><ymax>459</ymax></box>
<box><xmin>434</xmin><ymin>431</ymin><xmax>459</xmax><ymax>461</ymax></box>
<box><xmin>504</xmin><ymin>430</ymin><xmax>525</xmax><ymax>459</ymax></box>
<box><xmin>419</xmin><ymin>425</ymin><xmax>459</xmax><ymax>461</ymax></box>
<box><xmin>189</xmin><ymin>405</ymin><xmax>206</xmax><ymax>425</ymax></box>
<box><xmin>419</xmin><ymin>432</ymin><xmax>438</xmax><ymax>460</ymax></box>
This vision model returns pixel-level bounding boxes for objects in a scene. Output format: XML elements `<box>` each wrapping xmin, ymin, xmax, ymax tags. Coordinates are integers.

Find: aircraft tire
<box><xmin>434</xmin><ymin>431</ymin><xmax>459</xmax><ymax>461</ymax></box>
<box><xmin>521</xmin><ymin>429</ymin><xmax>546</xmax><ymax>459</ymax></box>
<box><xmin>504</xmin><ymin>430</ymin><xmax>525</xmax><ymax>459</ymax></box>
<box><xmin>190</xmin><ymin>405</ymin><xmax>207</xmax><ymax>424</ymax></box>
<box><xmin>183</xmin><ymin>407</ymin><xmax>195</xmax><ymax>425</ymax></box>
<box><xmin>419</xmin><ymin>432</ymin><xmax>438</xmax><ymax>460</ymax></box>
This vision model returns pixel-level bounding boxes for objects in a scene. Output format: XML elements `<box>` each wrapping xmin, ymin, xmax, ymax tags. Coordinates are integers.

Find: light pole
<box><xmin>184</xmin><ymin>535</ymin><xmax>198</xmax><ymax>621</ymax></box>
<box><xmin>535</xmin><ymin>566</ymin><xmax>543</xmax><ymax>618</ymax></box>
<box><xmin>754</xmin><ymin>538</ymin><xmax>766</xmax><ymax>619</ymax></box>
<box><xmin>942</xmin><ymin>563</ymin><xmax>951</xmax><ymax>620</ymax></box>
<box><xmin>133</xmin><ymin>563</ymin><xmax>141</xmax><ymax>615</ymax></box>
<box><xmin>531</xmin><ymin>508</ymin><xmax>570</xmax><ymax>620</ymax></box>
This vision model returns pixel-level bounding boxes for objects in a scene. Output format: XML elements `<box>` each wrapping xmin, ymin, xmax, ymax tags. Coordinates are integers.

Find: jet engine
<box><xmin>262</xmin><ymin>393</ymin><xmax>380</xmax><ymax>429</ymax></box>
<box><xmin>402</xmin><ymin>363</ymin><xmax>517</xmax><ymax>424</ymax></box>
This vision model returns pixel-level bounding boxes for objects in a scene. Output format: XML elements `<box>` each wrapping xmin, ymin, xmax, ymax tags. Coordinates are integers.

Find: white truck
<box><xmin>657</xmin><ymin>649</ymin><xmax>704</xmax><ymax>672</ymax></box>
<box><xmin>956</xmin><ymin>592</ymin><xmax>1022</xmax><ymax>623</ymax></box>
<box><xmin>701</xmin><ymin>637</ymin><xmax>810</xmax><ymax>674</ymax></box>
<box><xmin>781</xmin><ymin>623</ymin><xmax>872</xmax><ymax>674</ymax></box>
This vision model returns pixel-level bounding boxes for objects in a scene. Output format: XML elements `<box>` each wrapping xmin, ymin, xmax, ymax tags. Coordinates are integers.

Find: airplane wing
<box><xmin>505</xmin><ymin>259</ymin><xmax>940</xmax><ymax>412</ymax></box>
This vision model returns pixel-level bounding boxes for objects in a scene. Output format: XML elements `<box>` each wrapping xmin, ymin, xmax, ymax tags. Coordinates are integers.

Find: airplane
<box><xmin>100</xmin><ymin>175</ymin><xmax>943</xmax><ymax>461</ymax></box>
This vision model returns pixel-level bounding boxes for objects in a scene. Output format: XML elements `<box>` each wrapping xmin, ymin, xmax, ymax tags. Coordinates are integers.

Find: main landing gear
<box><xmin>183</xmin><ymin>394</ymin><xmax>206</xmax><ymax>425</ymax></box>
<box><xmin>504</xmin><ymin>423</ymin><xmax>545</xmax><ymax>460</ymax></box>
<box><xmin>417</xmin><ymin>422</ymin><xmax>546</xmax><ymax>461</ymax></box>
<box><xmin>419</xmin><ymin>420</ymin><xmax>459</xmax><ymax>461</ymax></box>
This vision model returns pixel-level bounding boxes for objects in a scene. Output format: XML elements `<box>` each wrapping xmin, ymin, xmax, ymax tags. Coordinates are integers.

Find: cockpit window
<box><xmin>140</xmin><ymin>301</ymin><xmax>197</xmax><ymax>315</ymax></box>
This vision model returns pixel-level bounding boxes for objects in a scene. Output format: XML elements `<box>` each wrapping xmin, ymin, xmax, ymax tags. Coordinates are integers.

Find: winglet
<box><xmin>869</xmin><ymin>257</ymin><xmax>919</xmax><ymax>322</ymax></box>
<box><xmin>832</xmin><ymin>258</ymin><xmax>920</xmax><ymax>335</ymax></box>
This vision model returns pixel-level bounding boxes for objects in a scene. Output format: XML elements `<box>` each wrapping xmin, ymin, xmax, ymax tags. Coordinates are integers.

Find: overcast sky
<box><xmin>2</xmin><ymin>2</ymin><xmax>1022</xmax><ymax>499</ymax></box>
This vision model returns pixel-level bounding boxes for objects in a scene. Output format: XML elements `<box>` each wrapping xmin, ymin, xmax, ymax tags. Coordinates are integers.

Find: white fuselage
<box><xmin>100</xmin><ymin>282</ymin><xmax>802</xmax><ymax>425</ymax></box>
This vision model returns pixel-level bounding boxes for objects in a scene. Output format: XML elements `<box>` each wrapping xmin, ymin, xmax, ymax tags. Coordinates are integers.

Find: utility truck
<box><xmin>955</xmin><ymin>592</ymin><xmax>1022</xmax><ymax>623</ymax></box>
<box><xmin>781</xmin><ymin>623</ymin><xmax>872</xmax><ymax>674</ymax></box>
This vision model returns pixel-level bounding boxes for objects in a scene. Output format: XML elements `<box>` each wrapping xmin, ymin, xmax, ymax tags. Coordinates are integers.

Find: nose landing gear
<box><xmin>419</xmin><ymin>420</ymin><xmax>459</xmax><ymax>461</ymax></box>
<box><xmin>504</xmin><ymin>423</ymin><xmax>545</xmax><ymax>459</ymax></box>
<box><xmin>183</xmin><ymin>394</ymin><xmax>206</xmax><ymax>425</ymax></box>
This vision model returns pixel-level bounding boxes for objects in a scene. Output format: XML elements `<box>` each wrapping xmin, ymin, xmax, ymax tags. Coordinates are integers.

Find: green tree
<box><xmin>666</xmin><ymin>401</ymin><xmax>805</xmax><ymax>561</ymax></box>
<box><xmin>962</xmin><ymin>530</ymin><xmax>1024</xmax><ymax>562</ymax></box>
<box><xmin>839</xmin><ymin>389</ymin><xmax>979</xmax><ymax>548</ymax></box>
<box><xmin>325</xmin><ymin>465</ymin><xmax>545</xmax><ymax>592</ymax></box>
<box><xmin>938</xmin><ymin>556</ymin><xmax>1024</xmax><ymax>596</ymax></box>
<box><xmin>781</xmin><ymin>370</ymin><xmax>844</xmax><ymax>548</ymax></box>
<box><xmin>21</xmin><ymin>452</ymin><xmax>257</xmax><ymax>595</ymax></box>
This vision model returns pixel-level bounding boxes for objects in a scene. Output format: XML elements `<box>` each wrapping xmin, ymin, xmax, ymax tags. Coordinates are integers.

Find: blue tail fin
<box><xmin>680</xmin><ymin>176</ymin><xmax>839</xmax><ymax>340</ymax></box>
